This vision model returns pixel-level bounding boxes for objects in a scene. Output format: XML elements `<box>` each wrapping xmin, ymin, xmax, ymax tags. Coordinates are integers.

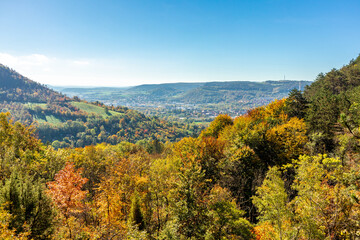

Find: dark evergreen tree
<box><xmin>0</xmin><ymin>171</ymin><xmax>55</xmax><ymax>239</ymax></box>
<box><xmin>284</xmin><ymin>88</ymin><xmax>308</xmax><ymax>119</ymax></box>
<box><xmin>129</xmin><ymin>192</ymin><xmax>145</xmax><ymax>231</ymax></box>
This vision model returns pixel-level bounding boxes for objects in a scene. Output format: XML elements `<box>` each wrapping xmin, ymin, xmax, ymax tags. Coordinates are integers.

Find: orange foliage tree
<box><xmin>47</xmin><ymin>162</ymin><xmax>88</xmax><ymax>238</ymax></box>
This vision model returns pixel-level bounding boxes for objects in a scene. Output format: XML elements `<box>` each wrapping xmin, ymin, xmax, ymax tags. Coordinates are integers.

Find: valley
<box><xmin>53</xmin><ymin>80</ymin><xmax>311</xmax><ymax>123</ymax></box>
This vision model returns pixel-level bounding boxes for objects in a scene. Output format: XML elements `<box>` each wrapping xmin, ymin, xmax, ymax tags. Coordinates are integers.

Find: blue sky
<box><xmin>0</xmin><ymin>0</ymin><xmax>359</xmax><ymax>86</ymax></box>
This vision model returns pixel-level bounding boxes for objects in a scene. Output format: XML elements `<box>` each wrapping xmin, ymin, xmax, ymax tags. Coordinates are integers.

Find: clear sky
<box><xmin>0</xmin><ymin>0</ymin><xmax>359</xmax><ymax>87</ymax></box>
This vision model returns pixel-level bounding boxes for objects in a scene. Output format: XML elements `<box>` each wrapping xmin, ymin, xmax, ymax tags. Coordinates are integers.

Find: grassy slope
<box><xmin>70</xmin><ymin>101</ymin><xmax>123</xmax><ymax>118</ymax></box>
<box><xmin>25</xmin><ymin>103</ymin><xmax>62</xmax><ymax>124</ymax></box>
<box><xmin>24</xmin><ymin>102</ymin><xmax>123</xmax><ymax>125</ymax></box>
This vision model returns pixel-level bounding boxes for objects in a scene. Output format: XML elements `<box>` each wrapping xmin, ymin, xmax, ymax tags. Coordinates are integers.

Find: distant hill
<box><xmin>0</xmin><ymin>64</ymin><xmax>203</xmax><ymax>148</ymax></box>
<box><xmin>0</xmin><ymin>64</ymin><xmax>66</xmax><ymax>103</ymax></box>
<box><xmin>57</xmin><ymin>80</ymin><xmax>311</xmax><ymax>103</ymax></box>
<box><xmin>177</xmin><ymin>80</ymin><xmax>310</xmax><ymax>104</ymax></box>
<box><xmin>128</xmin><ymin>82</ymin><xmax>205</xmax><ymax>92</ymax></box>
<box><xmin>55</xmin><ymin>80</ymin><xmax>312</xmax><ymax>121</ymax></box>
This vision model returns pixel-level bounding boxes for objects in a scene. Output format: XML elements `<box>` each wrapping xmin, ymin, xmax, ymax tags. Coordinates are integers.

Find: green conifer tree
<box><xmin>0</xmin><ymin>171</ymin><xmax>55</xmax><ymax>239</ymax></box>
<box><xmin>129</xmin><ymin>192</ymin><xmax>145</xmax><ymax>231</ymax></box>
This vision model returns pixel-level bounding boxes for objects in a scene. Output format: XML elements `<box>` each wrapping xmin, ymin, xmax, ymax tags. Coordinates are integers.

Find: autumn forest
<box><xmin>1</xmin><ymin>55</ymin><xmax>360</xmax><ymax>240</ymax></box>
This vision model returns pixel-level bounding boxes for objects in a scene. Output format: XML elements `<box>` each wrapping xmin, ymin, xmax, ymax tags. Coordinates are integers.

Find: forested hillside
<box><xmin>0</xmin><ymin>64</ymin><xmax>202</xmax><ymax>148</ymax></box>
<box><xmin>1</xmin><ymin>55</ymin><xmax>360</xmax><ymax>239</ymax></box>
<box><xmin>0</xmin><ymin>64</ymin><xmax>66</xmax><ymax>103</ymax></box>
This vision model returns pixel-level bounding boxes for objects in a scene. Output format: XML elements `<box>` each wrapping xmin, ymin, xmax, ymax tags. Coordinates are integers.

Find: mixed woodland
<box><xmin>1</xmin><ymin>55</ymin><xmax>360</xmax><ymax>239</ymax></box>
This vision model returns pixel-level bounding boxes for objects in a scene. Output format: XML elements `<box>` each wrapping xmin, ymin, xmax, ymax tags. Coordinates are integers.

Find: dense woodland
<box><xmin>1</xmin><ymin>55</ymin><xmax>360</xmax><ymax>239</ymax></box>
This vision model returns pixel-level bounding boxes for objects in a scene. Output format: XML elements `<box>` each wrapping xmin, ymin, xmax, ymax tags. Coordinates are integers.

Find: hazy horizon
<box><xmin>48</xmin><ymin>79</ymin><xmax>311</xmax><ymax>89</ymax></box>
